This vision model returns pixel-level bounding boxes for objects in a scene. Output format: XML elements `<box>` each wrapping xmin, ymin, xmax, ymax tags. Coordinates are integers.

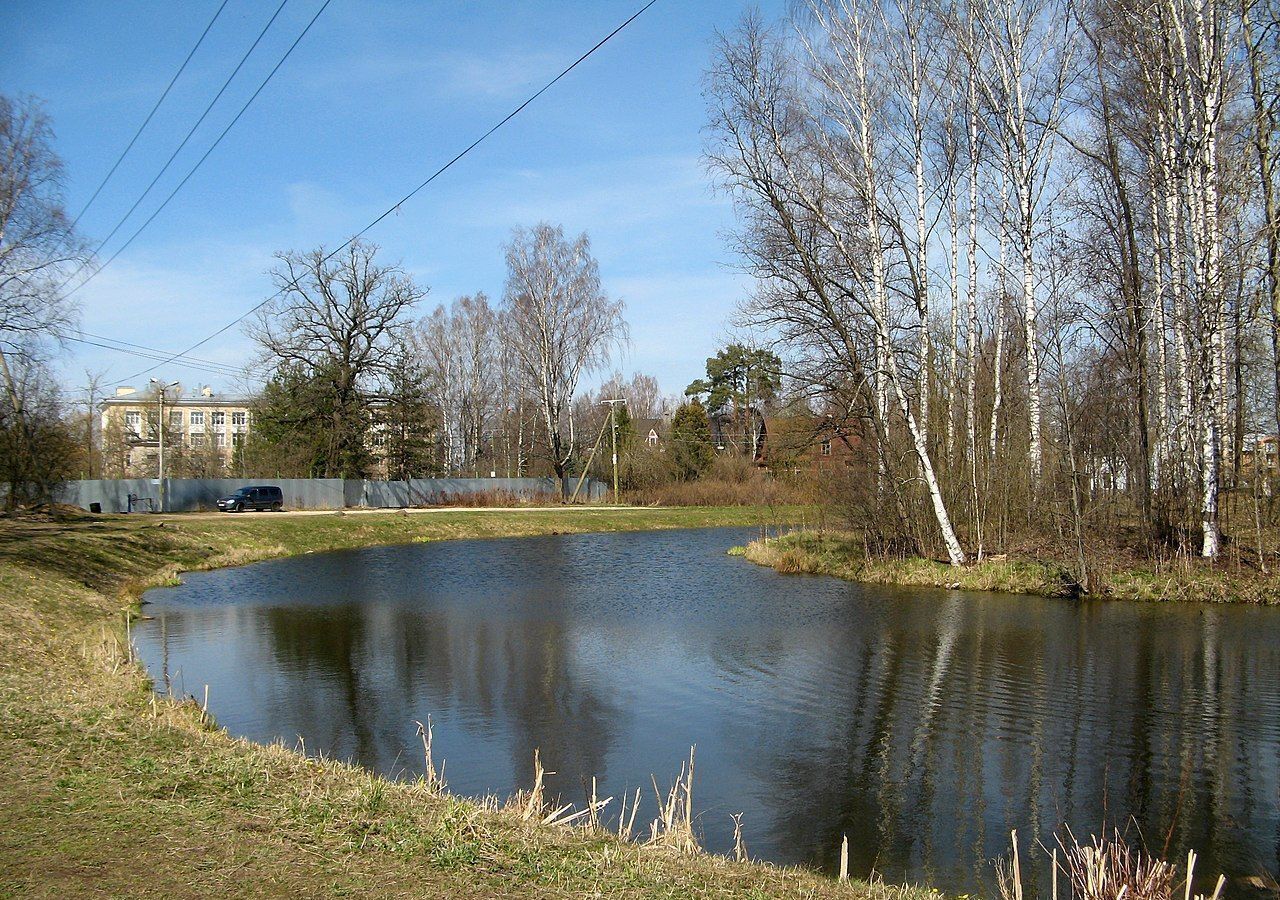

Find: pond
<box><xmin>136</xmin><ymin>527</ymin><xmax>1280</xmax><ymax>897</ymax></box>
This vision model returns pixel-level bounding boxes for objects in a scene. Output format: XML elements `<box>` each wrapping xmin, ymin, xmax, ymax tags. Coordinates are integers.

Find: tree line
<box><xmin>706</xmin><ymin>0</ymin><xmax>1279</xmax><ymax>570</ymax></box>
<box><xmin>245</xmin><ymin>224</ymin><xmax>629</xmax><ymax>483</ymax></box>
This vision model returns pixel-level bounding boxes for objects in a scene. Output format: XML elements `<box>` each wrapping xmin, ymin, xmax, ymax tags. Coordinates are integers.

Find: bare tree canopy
<box><xmin>0</xmin><ymin>95</ymin><xmax>85</xmax><ymax>355</ymax></box>
<box><xmin>416</xmin><ymin>292</ymin><xmax>502</xmax><ymax>474</ymax></box>
<box><xmin>502</xmin><ymin>223</ymin><xmax>628</xmax><ymax>479</ymax></box>
<box><xmin>251</xmin><ymin>240</ymin><xmax>426</xmax><ymax>477</ymax></box>
<box><xmin>0</xmin><ymin>94</ymin><xmax>85</xmax><ymax>506</ymax></box>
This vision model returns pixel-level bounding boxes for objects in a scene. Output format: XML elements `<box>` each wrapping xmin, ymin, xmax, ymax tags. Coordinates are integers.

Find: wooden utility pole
<box><xmin>150</xmin><ymin>379</ymin><xmax>178</xmax><ymax>512</ymax></box>
<box><xmin>602</xmin><ymin>398</ymin><xmax>626</xmax><ymax>503</ymax></box>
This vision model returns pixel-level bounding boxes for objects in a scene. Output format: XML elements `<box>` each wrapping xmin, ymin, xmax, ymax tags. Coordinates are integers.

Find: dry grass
<box><xmin>0</xmin><ymin>506</ymin><xmax>952</xmax><ymax>900</ymax></box>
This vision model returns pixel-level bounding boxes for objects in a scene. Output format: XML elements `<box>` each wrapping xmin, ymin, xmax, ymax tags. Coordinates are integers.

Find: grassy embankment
<box><xmin>0</xmin><ymin>505</ymin><xmax>938</xmax><ymax>899</ymax></box>
<box><xmin>739</xmin><ymin>529</ymin><xmax>1280</xmax><ymax>604</ymax></box>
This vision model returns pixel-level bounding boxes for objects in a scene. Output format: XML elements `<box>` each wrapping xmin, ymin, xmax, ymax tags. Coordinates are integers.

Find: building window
<box><xmin>211</xmin><ymin>411</ymin><xmax>225</xmax><ymax>428</ymax></box>
<box><xmin>215</xmin><ymin>432</ymin><xmax>226</xmax><ymax>449</ymax></box>
<box><xmin>169</xmin><ymin>410</ymin><xmax>183</xmax><ymax>429</ymax></box>
<box><xmin>124</xmin><ymin>410</ymin><xmax>141</xmax><ymax>432</ymax></box>
<box><xmin>191</xmin><ymin>433</ymin><xmax>204</xmax><ymax>448</ymax></box>
<box><xmin>190</xmin><ymin>411</ymin><xmax>204</xmax><ymax>427</ymax></box>
<box><xmin>232</xmin><ymin>432</ymin><xmax>245</xmax><ymax>448</ymax></box>
<box><xmin>231</xmin><ymin>411</ymin><xmax>246</xmax><ymax>427</ymax></box>
<box><xmin>821</xmin><ymin>439</ymin><xmax>832</xmax><ymax>456</ymax></box>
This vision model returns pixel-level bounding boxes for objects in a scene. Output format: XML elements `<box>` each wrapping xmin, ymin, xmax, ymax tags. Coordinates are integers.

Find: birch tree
<box><xmin>708</xmin><ymin>10</ymin><xmax>968</xmax><ymax>565</ymax></box>
<box><xmin>969</xmin><ymin>0</ymin><xmax>1073</xmax><ymax>484</ymax></box>
<box><xmin>502</xmin><ymin>223</ymin><xmax>627</xmax><ymax>481</ymax></box>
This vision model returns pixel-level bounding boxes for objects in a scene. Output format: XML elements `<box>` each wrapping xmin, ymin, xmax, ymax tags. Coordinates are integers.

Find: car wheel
<box><xmin>272</xmin><ymin>502</ymin><xmax>283</xmax><ymax>512</ymax></box>
<box><xmin>235</xmin><ymin>502</ymin><xmax>244</xmax><ymax>513</ymax></box>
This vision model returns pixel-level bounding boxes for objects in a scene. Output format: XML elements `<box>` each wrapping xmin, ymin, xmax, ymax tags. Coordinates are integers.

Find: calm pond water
<box><xmin>136</xmin><ymin>527</ymin><xmax>1280</xmax><ymax>897</ymax></box>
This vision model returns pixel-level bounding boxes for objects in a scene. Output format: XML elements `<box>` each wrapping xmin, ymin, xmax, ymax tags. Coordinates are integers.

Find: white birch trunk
<box><xmin>967</xmin><ymin>66</ymin><xmax>983</xmax><ymax>557</ymax></box>
<box><xmin>947</xmin><ymin>189</ymin><xmax>961</xmax><ymax>462</ymax></box>
<box><xmin>990</xmin><ymin>193</ymin><xmax>1010</xmax><ymax>465</ymax></box>
<box><xmin>842</xmin><ymin>0</ymin><xmax>967</xmax><ymax>566</ymax></box>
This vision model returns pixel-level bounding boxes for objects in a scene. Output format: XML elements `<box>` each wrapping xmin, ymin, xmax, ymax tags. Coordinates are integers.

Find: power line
<box><xmin>75</xmin><ymin>330</ymin><xmax>263</xmax><ymax>376</ymax></box>
<box><xmin>70</xmin><ymin>0</ymin><xmax>231</xmax><ymax>228</ymax></box>
<box><xmin>59</xmin><ymin>0</ymin><xmax>293</xmax><ymax>295</ymax></box>
<box><xmin>65</xmin><ymin>0</ymin><xmax>333</xmax><ymax>305</ymax></box>
<box><xmin>108</xmin><ymin>0</ymin><xmax>659</xmax><ymax>387</ymax></box>
<box><xmin>65</xmin><ymin>336</ymin><xmax>244</xmax><ymax>380</ymax></box>
<box><xmin>63</xmin><ymin>334</ymin><xmax>248</xmax><ymax>380</ymax></box>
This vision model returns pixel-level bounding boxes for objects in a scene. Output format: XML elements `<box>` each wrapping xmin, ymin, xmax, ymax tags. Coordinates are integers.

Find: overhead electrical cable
<box><xmin>63</xmin><ymin>0</ymin><xmax>333</xmax><ymax>304</ymax></box>
<box><xmin>73</xmin><ymin>330</ymin><xmax>264</xmax><ymax>376</ymax></box>
<box><xmin>58</xmin><ymin>0</ymin><xmax>293</xmax><ymax>295</ymax></box>
<box><xmin>70</xmin><ymin>0</ymin><xmax>232</xmax><ymax>228</ymax></box>
<box><xmin>109</xmin><ymin>0</ymin><xmax>658</xmax><ymax>387</ymax></box>
<box><xmin>63</xmin><ymin>336</ymin><xmax>249</xmax><ymax>381</ymax></box>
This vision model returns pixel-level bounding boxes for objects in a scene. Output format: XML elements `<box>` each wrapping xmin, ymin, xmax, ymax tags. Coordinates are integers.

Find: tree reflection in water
<box><xmin>139</xmin><ymin>529</ymin><xmax>1280</xmax><ymax>898</ymax></box>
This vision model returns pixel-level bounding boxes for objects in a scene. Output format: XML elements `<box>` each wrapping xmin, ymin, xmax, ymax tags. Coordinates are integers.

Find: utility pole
<box><xmin>601</xmin><ymin>398</ymin><xmax>626</xmax><ymax>504</ymax></box>
<box><xmin>82</xmin><ymin>370</ymin><xmax>105</xmax><ymax>479</ymax></box>
<box><xmin>150</xmin><ymin>379</ymin><xmax>179</xmax><ymax>512</ymax></box>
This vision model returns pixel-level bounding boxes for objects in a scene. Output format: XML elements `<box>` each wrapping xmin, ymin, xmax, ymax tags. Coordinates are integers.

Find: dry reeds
<box><xmin>731</xmin><ymin>813</ymin><xmax>748</xmax><ymax>863</ymax></box>
<box><xmin>647</xmin><ymin>746</ymin><xmax>700</xmax><ymax>855</ymax></box>
<box><xmin>504</xmin><ymin>744</ymin><xmax>705</xmax><ymax>853</ymax></box>
<box><xmin>507</xmin><ymin>749</ymin><xmax>613</xmax><ymax>828</ymax></box>
<box><xmin>413</xmin><ymin>716</ymin><xmax>444</xmax><ymax>791</ymax></box>
<box><xmin>616</xmin><ymin>786</ymin><xmax>642</xmax><ymax>840</ymax></box>
<box><xmin>996</xmin><ymin>829</ymin><xmax>1227</xmax><ymax>900</ymax></box>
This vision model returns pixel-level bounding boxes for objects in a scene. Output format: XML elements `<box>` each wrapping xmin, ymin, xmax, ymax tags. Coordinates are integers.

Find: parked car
<box><xmin>216</xmin><ymin>485</ymin><xmax>284</xmax><ymax>513</ymax></box>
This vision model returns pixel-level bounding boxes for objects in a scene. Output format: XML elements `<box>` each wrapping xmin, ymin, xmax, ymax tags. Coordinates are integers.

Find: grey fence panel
<box><xmin>57</xmin><ymin>477</ymin><xmax>605</xmax><ymax>512</ymax></box>
<box><xmin>399</xmin><ymin>477</ymin><xmax>586</xmax><ymax>506</ymax></box>
<box><xmin>276</xmin><ymin>479</ymin><xmax>346</xmax><ymax>510</ymax></box>
<box><xmin>57</xmin><ymin>479</ymin><xmax>159</xmax><ymax>513</ymax></box>
<box><xmin>342</xmin><ymin>480</ymin><xmax>364</xmax><ymax>508</ymax></box>
<box><xmin>360</xmin><ymin>480</ymin><xmax>410</xmax><ymax>509</ymax></box>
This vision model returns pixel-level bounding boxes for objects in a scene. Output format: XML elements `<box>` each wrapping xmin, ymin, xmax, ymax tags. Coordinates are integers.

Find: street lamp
<box><xmin>150</xmin><ymin>379</ymin><xmax>179</xmax><ymax>512</ymax></box>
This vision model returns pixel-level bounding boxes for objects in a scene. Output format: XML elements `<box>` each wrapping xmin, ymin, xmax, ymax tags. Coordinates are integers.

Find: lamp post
<box><xmin>150</xmin><ymin>379</ymin><xmax>179</xmax><ymax>512</ymax></box>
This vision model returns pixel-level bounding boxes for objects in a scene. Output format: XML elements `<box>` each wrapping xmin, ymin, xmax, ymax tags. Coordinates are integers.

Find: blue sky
<box><xmin>2</xmin><ymin>0</ymin><xmax>784</xmax><ymax>399</ymax></box>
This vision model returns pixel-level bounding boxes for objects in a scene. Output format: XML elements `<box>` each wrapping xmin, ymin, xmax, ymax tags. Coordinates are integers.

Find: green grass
<box><xmin>0</xmin><ymin>505</ymin><xmax>943</xmax><ymax>899</ymax></box>
<box><xmin>743</xmin><ymin>530</ymin><xmax>1280</xmax><ymax>604</ymax></box>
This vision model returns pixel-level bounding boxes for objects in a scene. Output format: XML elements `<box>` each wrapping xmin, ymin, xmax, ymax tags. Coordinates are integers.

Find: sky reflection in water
<box><xmin>136</xmin><ymin>527</ymin><xmax>1280</xmax><ymax>897</ymax></box>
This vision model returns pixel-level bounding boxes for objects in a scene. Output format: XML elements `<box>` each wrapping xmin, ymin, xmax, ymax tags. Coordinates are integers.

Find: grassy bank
<box><xmin>741</xmin><ymin>530</ymin><xmax>1280</xmax><ymax>604</ymax></box>
<box><xmin>0</xmin><ymin>505</ymin><xmax>938</xmax><ymax>899</ymax></box>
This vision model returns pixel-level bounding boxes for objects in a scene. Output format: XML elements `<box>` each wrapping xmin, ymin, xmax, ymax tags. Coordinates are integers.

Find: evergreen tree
<box><xmin>378</xmin><ymin>348</ymin><xmax>439</xmax><ymax>479</ymax></box>
<box><xmin>670</xmin><ymin>398</ymin><xmax>714</xmax><ymax>480</ymax></box>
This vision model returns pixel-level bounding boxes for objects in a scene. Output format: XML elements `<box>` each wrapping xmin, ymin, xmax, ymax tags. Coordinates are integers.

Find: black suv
<box><xmin>216</xmin><ymin>485</ymin><xmax>284</xmax><ymax>513</ymax></box>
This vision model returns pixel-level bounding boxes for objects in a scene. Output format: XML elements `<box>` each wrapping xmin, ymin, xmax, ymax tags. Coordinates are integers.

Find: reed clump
<box><xmin>996</xmin><ymin>829</ymin><xmax>1226</xmax><ymax>900</ymax></box>
<box><xmin>647</xmin><ymin>746</ymin><xmax>700</xmax><ymax>855</ymax></box>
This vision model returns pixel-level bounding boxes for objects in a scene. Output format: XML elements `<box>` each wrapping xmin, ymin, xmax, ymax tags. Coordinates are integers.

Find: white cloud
<box><xmin>295</xmin><ymin>46</ymin><xmax>566</xmax><ymax>104</ymax></box>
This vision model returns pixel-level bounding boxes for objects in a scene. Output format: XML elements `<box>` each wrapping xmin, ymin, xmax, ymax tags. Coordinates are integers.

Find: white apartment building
<box><xmin>100</xmin><ymin>384</ymin><xmax>254</xmax><ymax>477</ymax></box>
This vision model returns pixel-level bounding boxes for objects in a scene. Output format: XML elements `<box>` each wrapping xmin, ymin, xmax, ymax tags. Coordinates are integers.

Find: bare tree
<box><xmin>0</xmin><ymin>96</ymin><xmax>84</xmax><ymax>372</ymax></box>
<box><xmin>252</xmin><ymin>241</ymin><xmax>426</xmax><ymax>478</ymax></box>
<box><xmin>707</xmin><ymin>11</ymin><xmax>968</xmax><ymax>565</ymax></box>
<box><xmin>416</xmin><ymin>293</ymin><xmax>502</xmax><ymax>474</ymax></box>
<box><xmin>598</xmin><ymin>370</ymin><xmax>664</xmax><ymax>419</ymax></box>
<box><xmin>967</xmin><ymin>0</ymin><xmax>1074</xmax><ymax>484</ymax></box>
<box><xmin>502</xmin><ymin>223</ymin><xmax>627</xmax><ymax>481</ymax></box>
<box><xmin>0</xmin><ymin>95</ymin><xmax>85</xmax><ymax>505</ymax></box>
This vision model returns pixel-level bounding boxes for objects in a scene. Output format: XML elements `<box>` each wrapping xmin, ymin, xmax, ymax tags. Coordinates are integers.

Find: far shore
<box><xmin>739</xmin><ymin>530</ymin><xmax>1280</xmax><ymax>605</ymax></box>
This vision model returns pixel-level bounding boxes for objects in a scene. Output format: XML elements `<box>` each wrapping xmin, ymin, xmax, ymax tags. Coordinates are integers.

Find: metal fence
<box><xmin>55</xmin><ymin>477</ymin><xmax>605</xmax><ymax>513</ymax></box>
